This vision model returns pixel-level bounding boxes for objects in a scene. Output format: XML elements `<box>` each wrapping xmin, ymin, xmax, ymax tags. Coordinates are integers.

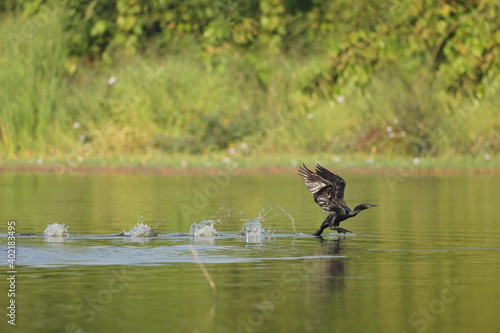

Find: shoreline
<box><xmin>1</xmin><ymin>153</ymin><xmax>498</xmax><ymax>175</ymax></box>
<box><xmin>1</xmin><ymin>164</ymin><xmax>499</xmax><ymax>175</ymax></box>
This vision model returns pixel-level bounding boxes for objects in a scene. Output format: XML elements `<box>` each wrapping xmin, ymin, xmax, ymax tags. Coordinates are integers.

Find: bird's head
<box><xmin>354</xmin><ymin>203</ymin><xmax>377</xmax><ymax>212</ymax></box>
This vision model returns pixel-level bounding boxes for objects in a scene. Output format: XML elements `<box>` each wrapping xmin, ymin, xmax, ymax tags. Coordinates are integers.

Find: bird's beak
<box><xmin>368</xmin><ymin>204</ymin><xmax>378</xmax><ymax>208</ymax></box>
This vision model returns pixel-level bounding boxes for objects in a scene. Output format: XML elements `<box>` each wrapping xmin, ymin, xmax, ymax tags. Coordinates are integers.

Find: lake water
<box><xmin>1</xmin><ymin>171</ymin><xmax>499</xmax><ymax>333</ymax></box>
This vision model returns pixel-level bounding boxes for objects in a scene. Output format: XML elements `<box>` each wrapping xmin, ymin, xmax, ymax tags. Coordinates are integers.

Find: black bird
<box><xmin>298</xmin><ymin>164</ymin><xmax>377</xmax><ymax>236</ymax></box>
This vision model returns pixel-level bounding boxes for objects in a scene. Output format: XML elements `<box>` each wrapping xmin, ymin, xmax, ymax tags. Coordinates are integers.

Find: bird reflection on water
<box><xmin>313</xmin><ymin>237</ymin><xmax>347</xmax><ymax>292</ymax></box>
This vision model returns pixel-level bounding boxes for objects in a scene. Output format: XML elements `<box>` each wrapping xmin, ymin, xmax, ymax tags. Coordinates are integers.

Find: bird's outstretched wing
<box><xmin>298</xmin><ymin>163</ymin><xmax>347</xmax><ymax>213</ymax></box>
<box><xmin>314</xmin><ymin>164</ymin><xmax>346</xmax><ymax>201</ymax></box>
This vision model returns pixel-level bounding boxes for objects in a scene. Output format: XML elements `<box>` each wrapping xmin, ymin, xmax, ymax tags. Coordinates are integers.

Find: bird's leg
<box><xmin>312</xmin><ymin>226</ymin><xmax>326</xmax><ymax>237</ymax></box>
<box><xmin>312</xmin><ymin>215</ymin><xmax>333</xmax><ymax>237</ymax></box>
<box><xmin>331</xmin><ymin>227</ymin><xmax>351</xmax><ymax>234</ymax></box>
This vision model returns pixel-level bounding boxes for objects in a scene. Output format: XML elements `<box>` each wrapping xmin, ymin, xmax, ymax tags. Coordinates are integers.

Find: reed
<box><xmin>189</xmin><ymin>245</ymin><xmax>217</xmax><ymax>300</ymax></box>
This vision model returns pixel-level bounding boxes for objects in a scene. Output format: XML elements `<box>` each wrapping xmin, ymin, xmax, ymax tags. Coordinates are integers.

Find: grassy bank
<box><xmin>1</xmin><ymin>5</ymin><xmax>499</xmax><ymax>167</ymax></box>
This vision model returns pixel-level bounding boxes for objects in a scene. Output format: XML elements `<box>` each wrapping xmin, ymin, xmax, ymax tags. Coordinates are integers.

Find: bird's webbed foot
<box><xmin>331</xmin><ymin>227</ymin><xmax>351</xmax><ymax>234</ymax></box>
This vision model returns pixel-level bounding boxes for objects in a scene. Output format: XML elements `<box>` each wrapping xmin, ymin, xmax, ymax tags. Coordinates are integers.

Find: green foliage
<box><xmin>1</xmin><ymin>0</ymin><xmax>500</xmax><ymax>162</ymax></box>
<box><xmin>7</xmin><ymin>0</ymin><xmax>499</xmax><ymax>98</ymax></box>
<box><xmin>306</xmin><ymin>0</ymin><xmax>500</xmax><ymax>98</ymax></box>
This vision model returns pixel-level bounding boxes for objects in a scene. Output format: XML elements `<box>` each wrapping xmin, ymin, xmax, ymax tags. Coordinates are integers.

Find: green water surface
<box><xmin>0</xmin><ymin>171</ymin><xmax>499</xmax><ymax>333</ymax></box>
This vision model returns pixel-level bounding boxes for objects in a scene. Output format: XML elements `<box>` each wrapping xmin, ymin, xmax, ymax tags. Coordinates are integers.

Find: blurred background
<box><xmin>0</xmin><ymin>0</ymin><xmax>499</xmax><ymax>168</ymax></box>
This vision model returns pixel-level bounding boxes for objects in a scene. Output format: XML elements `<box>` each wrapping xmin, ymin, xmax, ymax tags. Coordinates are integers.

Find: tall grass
<box><xmin>0</xmin><ymin>13</ymin><xmax>69</xmax><ymax>157</ymax></box>
<box><xmin>0</xmin><ymin>13</ymin><xmax>499</xmax><ymax>164</ymax></box>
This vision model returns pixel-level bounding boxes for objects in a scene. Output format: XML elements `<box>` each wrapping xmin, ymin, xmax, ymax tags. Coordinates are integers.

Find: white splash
<box><xmin>252</xmin><ymin>204</ymin><xmax>296</xmax><ymax>235</ymax></box>
<box><xmin>190</xmin><ymin>220</ymin><xmax>219</xmax><ymax>237</ymax></box>
<box><xmin>122</xmin><ymin>222</ymin><xmax>158</xmax><ymax>237</ymax></box>
<box><xmin>241</xmin><ymin>218</ymin><xmax>272</xmax><ymax>243</ymax></box>
<box><xmin>43</xmin><ymin>223</ymin><xmax>70</xmax><ymax>237</ymax></box>
<box><xmin>242</xmin><ymin>219</ymin><xmax>269</xmax><ymax>237</ymax></box>
<box><xmin>276</xmin><ymin>206</ymin><xmax>297</xmax><ymax>235</ymax></box>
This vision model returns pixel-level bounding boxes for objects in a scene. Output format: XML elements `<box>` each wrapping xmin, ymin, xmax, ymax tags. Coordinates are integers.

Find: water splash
<box><xmin>190</xmin><ymin>220</ymin><xmax>219</xmax><ymax>237</ymax></box>
<box><xmin>121</xmin><ymin>222</ymin><xmax>158</xmax><ymax>237</ymax></box>
<box><xmin>241</xmin><ymin>219</ymin><xmax>270</xmax><ymax>242</ymax></box>
<box><xmin>241</xmin><ymin>219</ymin><xmax>268</xmax><ymax>236</ymax></box>
<box><xmin>209</xmin><ymin>206</ymin><xmax>244</xmax><ymax>231</ymax></box>
<box><xmin>277</xmin><ymin>206</ymin><xmax>298</xmax><ymax>235</ymax></box>
<box><xmin>251</xmin><ymin>204</ymin><xmax>297</xmax><ymax>235</ymax></box>
<box><xmin>43</xmin><ymin>223</ymin><xmax>70</xmax><ymax>237</ymax></box>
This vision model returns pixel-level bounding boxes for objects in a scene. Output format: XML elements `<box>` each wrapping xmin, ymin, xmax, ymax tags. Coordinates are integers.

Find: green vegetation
<box><xmin>1</xmin><ymin>0</ymin><xmax>499</xmax><ymax>168</ymax></box>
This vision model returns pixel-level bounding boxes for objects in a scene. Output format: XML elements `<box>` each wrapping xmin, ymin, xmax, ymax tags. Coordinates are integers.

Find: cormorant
<box><xmin>298</xmin><ymin>164</ymin><xmax>377</xmax><ymax>236</ymax></box>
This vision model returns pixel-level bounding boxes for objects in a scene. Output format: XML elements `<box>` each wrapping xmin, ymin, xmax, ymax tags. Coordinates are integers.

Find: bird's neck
<box><xmin>351</xmin><ymin>205</ymin><xmax>365</xmax><ymax>216</ymax></box>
